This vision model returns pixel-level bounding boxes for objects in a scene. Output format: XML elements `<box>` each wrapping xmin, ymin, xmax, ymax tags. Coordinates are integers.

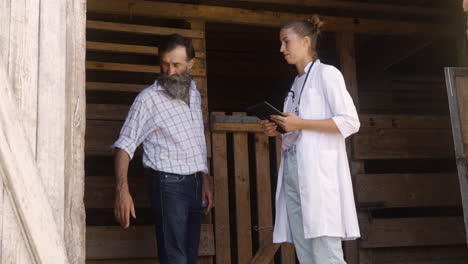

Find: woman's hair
<box><xmin>281</xmin><ymin>15</ymin><xmax>324</xmax><ymax>59</ymax></box>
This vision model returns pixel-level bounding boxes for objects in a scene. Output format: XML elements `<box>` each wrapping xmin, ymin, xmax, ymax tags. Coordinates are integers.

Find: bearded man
<box><xmin>112</xmin><ymin>34</ymin><xmax>213</xmax><ymax>264</ymax></box>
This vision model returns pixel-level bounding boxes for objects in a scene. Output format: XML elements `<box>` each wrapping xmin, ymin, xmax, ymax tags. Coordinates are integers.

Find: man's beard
<box><xmin>158</xmin><ymin>70</ymin><xmax>192</xmax><ymax>101</ymax></box>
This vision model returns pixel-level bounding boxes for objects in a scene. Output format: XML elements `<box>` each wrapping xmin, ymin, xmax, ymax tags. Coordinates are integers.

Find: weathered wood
<box><xmin>85</xmin><ymin>176</ymin><xmax>149</xmax><ymax>209</ymax></box>
<box><xmin>356</xmin><ymin>173</ymin><xmax>461</xmax><ymax>208</ymax></box>
<box><xmin>211</xmin><ymin>112</ymin><xmax>231</xmax><ymax>264</ymax></box>
<box><xmin>86</xmin><ymin>256</ymin><xmax>213</xmax><ymax>264</ymax></box>
<box><xmin>249</xmin><ymin>230</ymin><xmax>280</xmax><ymax>264</ymax></box>
<box><xmin>0</xmin><ymin>62</ymin><xmax>69</xmax><ymax>263</ymax></box>
<box><xmin>64</xmin><ymin>0</ymin><xmax>87</xmax><ymax>262</ymax></box>
<box><xmin>37</xmin><ymin>0</ymin><xmax>68</xmax><ymax>239</ymax></box>
<box><xmin>86</xmin><ymin>225</ymin><xmax>215</xmax><ymax>259</ymax></box>
<box><xmin>336</xmin><ymin>32</ymin><xmax>359</xmax><ymax>107</ymax></box>
<box><xmin>233</xmin><ymin>113</ymin><xmax>253</xmax><ymax>263</ymax></box>
<box><xmin>87</xmin><ymin>0</ymin><xmax>454</xmax><ymax>35</ymax></box>
<box><xmin>254</xmin><ymin>134</ymin><xmax>273</xmax><ymax>246</ymax></box>
<box><xmin>86</xmin><ymin>41</ymin><xmax>206</xmax><ymax>58</ymax></box>
<box><xmin>87</xmin><ymin>82</ymin><xmax>147</xmax><ymax>92</ymax></box>
<box><xmin>1</xmin><ymin>0</ymin><xmax>39</xmax><ymax>262</ymax></box>
<box><xmin>87</xmin><ymin>20</ymin><xmax>204</xmax><ymax>39</ymax></box>
<box><xmin>359</xmin><ymin>216</ymin><xmax>466</xmax><ymax>248</ymax></box>
<box><xmin>212</xmin><ymin>122</ymin><xmax>263</xmax><ymax>132</ymax></box>
<box><xmin>358</xmin><ymin>246</ymin><xmax>468</xmax><ymax>264</ymax></box>
<box><xmin>87</xmin><ymin>104</ymin><xmax>130</xmax><ymax>121</ymax></box>
<box><xmin>229</xmin><ymin>0</ymin><xmax>450</xmax><ymax>17</ymax></box>
<box><xmin>86</xmin><ymin>61</ymin><xmax>206</xmax><ymax>76</ymax></box>
<box><xmin>353</xmin><ymin>127</ymin><xmax>454</xmax><ymax>159</ymax></box>
<box><xmin>359</xmin><ymin>114</ymin><xmax>451</xmax><ymax>129</ymax></box>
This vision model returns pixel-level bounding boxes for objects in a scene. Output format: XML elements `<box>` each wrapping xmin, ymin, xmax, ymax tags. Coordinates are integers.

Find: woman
<box><xmin>260</xmin><ymin>15</ymin><xmax>360</xmax><ymax>263</ymax></box>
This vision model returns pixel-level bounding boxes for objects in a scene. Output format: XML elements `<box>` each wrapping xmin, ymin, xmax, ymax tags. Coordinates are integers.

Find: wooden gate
<box><xmin>211</xmin><ymin>113</ymin><xmax>295</xmax><ymax>264</ymax></box>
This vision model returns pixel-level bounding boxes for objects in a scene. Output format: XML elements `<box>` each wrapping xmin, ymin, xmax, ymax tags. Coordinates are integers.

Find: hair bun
<box><xmin>306</xmin><ymin>15</ymin><xmax>324</xmax><ymax>35</ymax></box>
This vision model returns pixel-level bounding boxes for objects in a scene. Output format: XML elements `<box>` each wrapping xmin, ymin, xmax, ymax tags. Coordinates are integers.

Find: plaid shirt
<box><xmin>113</xmin><ymin>80</ymin><xmax>208</xmax><ymax>174</ymax></box>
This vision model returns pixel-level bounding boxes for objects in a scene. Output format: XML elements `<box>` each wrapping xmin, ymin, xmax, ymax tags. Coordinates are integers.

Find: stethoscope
<box><xmin>286</xmin><ymin>60</ymin><xmax>316</xmax><ymax>115</ymax></box>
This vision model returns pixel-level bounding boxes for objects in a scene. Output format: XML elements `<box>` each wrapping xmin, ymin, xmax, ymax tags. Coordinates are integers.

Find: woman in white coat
<box><xmin>260</xmin><ymin>15</ymin><xmax>360</xmax><ymax>263</ymax></box>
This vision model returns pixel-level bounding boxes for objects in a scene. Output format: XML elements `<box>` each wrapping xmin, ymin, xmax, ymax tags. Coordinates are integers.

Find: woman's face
<box><xmin>280</xmin><ymin>28</ymin><xmax>310</xmax><ymax>65</ymax></box>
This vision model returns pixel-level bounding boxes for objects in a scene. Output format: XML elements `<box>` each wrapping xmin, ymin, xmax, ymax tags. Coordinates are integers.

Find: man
<box><xmin>113</xmin><ymin>34</ymin><xmax>213</xmax><ymax>264</ymax></box>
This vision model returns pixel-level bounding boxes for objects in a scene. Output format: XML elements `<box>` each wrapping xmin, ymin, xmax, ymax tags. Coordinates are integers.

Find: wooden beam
<box><xmin>336</xmin><ymin>32</ymin><xmax>359</xmax><ymax>108</ymax></box>
<box><xmin>211</xmin><ymin>112</ymin><xmax>232</xmax><ymax>264</ymax></box>
<box><xmin>87</xmin><ymin>20</ymin><xmax>204</xmax><ymax>39</ymax></box>
<box><xmin>87</xmin><ymin>0</ymin><xmax>453</xmax><ymax>36</ymax></box>
<box><xmin>0</xmin><ymin>63</ymin><xmax>70</xmax><ymax>263</ymax></box>
<box><xmin>87</xmin><ymin>104</ymin><xmax>130</xmax><ymax>121</ymax></box>
<box><xmin>359</xmin><ymin>114</ymin><xmax>450</xmax><ymax>129</ymax></box>
<box><xmin>64</xmin><ymin>0</ymin><xmax>86</xmax><ymax>262</ymax></box>
<box><xmin>86</xmin><ymin>61</ymin><xmax>206</xmax><ymax>76</ymax></box>
<box><xmin>229</xmin><ymin>0</ymin><xmax>450</xmax><ymax>17</ymax></box>
<box><xmin>86</xmin><ymin>41</ymin><xmax>206</xmax><ymax>58</ymax></box>
<box><xmin>87</xmin><ymin>82</ymin><xmax>147</xmax><ymax>93</ymax></box>
<box><xmin>353</xmin><ymin>127</ymin><xmax>454</xmax><ymax>159</ymax></box>
<box><xmin>86</xmin><ymin>225</ymin><xmax>215</xmax><ymax>259</ymax></box>
<box><xmin>358</xmin><ymin>246</ymin><xmax>468</xmax><ymax>264</ymax></box>
<box><xmin>359</xmin><ymin>217</ymin><xmax>466</xmax><ymax>248</ymax></box>
<box><xmin>356</xmin><ymin>173</ymin><xmax>461</xmax><ymax>208</ymax></box>
<box><xmin>249</xmin><ymin>230</ymin><xmax>281</xmax><ymax>264</ymax></box>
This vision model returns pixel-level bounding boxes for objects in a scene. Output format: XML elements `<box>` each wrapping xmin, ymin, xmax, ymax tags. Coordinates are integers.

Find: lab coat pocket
<box><xmin>318</xmin><ymin>150</ymin><xmax>339</xmax><ymax>190</ymax></box>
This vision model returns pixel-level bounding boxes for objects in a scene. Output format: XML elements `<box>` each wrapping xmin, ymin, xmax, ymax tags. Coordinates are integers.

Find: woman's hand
<box><xmin>271</xmin><ymin>112</ymin><xmax>303</xmax><ymax>132</ymax></box>
<box><xmin>260</xmin><ymin>120</ymin><xmax>280</xmax><ymax>137</ymax></box>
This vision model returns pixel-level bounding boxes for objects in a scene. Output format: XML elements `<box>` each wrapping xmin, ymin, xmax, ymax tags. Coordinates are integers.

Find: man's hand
<box><xmin>260</xmin><ymin>120</ymin><xmax>280</xmax><ymax>137</ymax></box>
<box><xmin>114</xmin><ymin>188</ymin><xmax>136</xmax><ymax>228</ymax></box>
<box><xmin>202</xmin><ymin>174</ymin><xmax>213</xmax><ymax>215</ymax></box>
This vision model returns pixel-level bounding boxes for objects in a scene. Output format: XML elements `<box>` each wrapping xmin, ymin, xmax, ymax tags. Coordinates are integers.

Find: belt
<box><xmin>148</xmin><ymin>169</ymin><xmax>200</xmax><ymax>178</ymax></box>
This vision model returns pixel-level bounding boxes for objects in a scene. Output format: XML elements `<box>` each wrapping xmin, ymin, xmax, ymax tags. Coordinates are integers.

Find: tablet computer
<box><xmin>246</xmin><ymin>101</ymin><xmax>287</xmax><ymax>134</ymax></box>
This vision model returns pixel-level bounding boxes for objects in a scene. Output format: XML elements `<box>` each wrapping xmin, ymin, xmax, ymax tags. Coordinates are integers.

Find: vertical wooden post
<box><xmin>211</xmin><ymin>112</ymin><xmax>232</xmax><ymax>264</ymax></box>
<box><xmin>336</xmin><ymin>31</ymin><xmax>360</xmax><ymax>264</ymax></box>
<box><xmin>64</xmin><ymin>0</ymin><xmax>86</xmax><ymax>263</ymax></box>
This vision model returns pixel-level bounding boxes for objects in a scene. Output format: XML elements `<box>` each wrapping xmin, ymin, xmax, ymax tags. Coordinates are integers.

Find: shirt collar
<box><xmin>303</xmin><ymin>59</ymin><xmax>320</xmax><ymax>73</ymax></box>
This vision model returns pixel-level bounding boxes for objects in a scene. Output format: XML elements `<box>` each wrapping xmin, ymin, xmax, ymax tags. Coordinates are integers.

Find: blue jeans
<box><xmin>148</xmin><ymin>170</ymin><xmax>203</xmax><ymax>264</ymax></box>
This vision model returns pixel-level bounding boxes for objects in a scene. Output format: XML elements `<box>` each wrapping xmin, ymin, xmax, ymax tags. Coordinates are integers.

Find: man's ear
<box><xmin>187</xmin><ymin>58</ymin><xmax>195</xmax><ymax>70</ymax></box>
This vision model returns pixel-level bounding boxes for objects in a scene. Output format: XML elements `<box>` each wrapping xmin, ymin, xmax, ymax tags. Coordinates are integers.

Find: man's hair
<box><xmin>159</xmin><ymin>34</ymin><xmax>195</xmax><ymax>61</ymax></box>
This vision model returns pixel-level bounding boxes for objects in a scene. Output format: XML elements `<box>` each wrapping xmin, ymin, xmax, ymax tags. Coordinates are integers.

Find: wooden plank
<box><xmin>359</xmin><ymin>217</ymin><xmax>466</xmax><ymax>248</ymax></box>
<box><xmin>353</xmin><ymin>127</ymin><xmax>454</xmax><ymax>159</ymax></box>
<box><xmin>211</xmin><ymin>112</ymin><xmax>231</xmax><ymax>264</ymax></box>
<box><xmin>85</xmin><ymin>176</ymin><xmax>149</xmax><ymax>209</ymax></box>
<box><xmin>37</xmin><ymin>0</ymin><xmax>68</xmax><ymax>243</ymax></box>
<box><xmin>87</xmin><ymin>20</ymin><xmax>204</xmax><ymax>39</ymax></box>
<box><xmin>86</xmin><ymin>256</ymin><xmax>213</xmax><ymax>264</ymax></box>
<box><xmin>86</xmin><ymin>120</ymin><xmax>122</xmax><ymax>155</ymax></box>
<box><xmin>336</xmin><ymin>32</ymin><xmax>359</xmax><ymax>107</ymax></box>
<box><xmin>358</xmin><ymin>246</ymin><xmax>468</xmax><ymax>264</ymax></box>
<box><xmin>357</xmin><ymin>173</ymin><xmax>461</xmax><ymax>208</ymax></box>
<box><xmin>64</xmin><ymin>0</ymin><xmax>86</xmax><ymax>262</ymax></box>
<box><xmin>233</xmin><ymin>113</ymin><xmax>253</xmax><ymax>263</ymax></box>
<box><xmin>229</xmin><ymin>0</ymin><xmax>450</xmax><ymax>17</ymax></box>
<box><xmin>254</xmin><ymin>134</ymin><xmax>273</xmax><ymax>245</ymax></box>
<box><xmin>87</xmin><ymin>104</ymin><xmax>130</xmax><ymax>121</ymax></box>
<box><xmin>86</xmin><ymin>61</ymin><xmax>206</xmax><ymax>76</ymax></box>
<box><xmin>212</xmin><ymin>122</ymin><xmax>263</xmax><ymax>132</ymax></box>
<box><xmin>87</xmin><ymin>82</ymin><xmax>147</xmax><ymax>92</ymax></box>
<box><xmin>0</xmin><ymin>61</ymin><xmax>69</xmax><ymax>263</ymax></box>
<box><xmin>87</xmin><ymin>0</ymin><xmax>454</xmax><ymax>35</ymax></box>
<box><xmin>249</xmin><ymin>230</ymin><xmax>280</xmax><ymax>264</ymax></box>
<box><xmin>86</xmin><ymin>225</ymin><xmax>215</xmax><ymax>259</ymax></box>
<box><xmin>359</xmin><ymin>114</ymin><xmax>451</xmax><ymax>129</ymax></box>
<box><xmin>86</xmin><ymin>41</ymin><xmax>206</xmax><ymax>58</ymax></box>
<box><xmin>1</xmin><ymin>0</ymin><xmax>39</xmax><ymax>262</ymax></box>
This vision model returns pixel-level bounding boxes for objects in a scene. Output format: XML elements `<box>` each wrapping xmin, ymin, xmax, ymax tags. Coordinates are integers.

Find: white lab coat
<box><xmin>273</xmin><ymin>60</ymin><xmax>361</xmax><ymax>242</ymax></box>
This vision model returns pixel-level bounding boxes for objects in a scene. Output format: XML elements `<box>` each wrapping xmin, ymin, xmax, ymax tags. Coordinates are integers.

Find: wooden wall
<box><xmin>0</xmin><ymin>0</ymin><xmax>86</xmax><ymax>263</ymax></box>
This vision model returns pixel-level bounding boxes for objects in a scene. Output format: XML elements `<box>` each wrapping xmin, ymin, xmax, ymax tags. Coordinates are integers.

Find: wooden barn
<box><xmin>1</xmin><ymin>0</ymin><xmax>468</xmax><ymax>263</ymax></box>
